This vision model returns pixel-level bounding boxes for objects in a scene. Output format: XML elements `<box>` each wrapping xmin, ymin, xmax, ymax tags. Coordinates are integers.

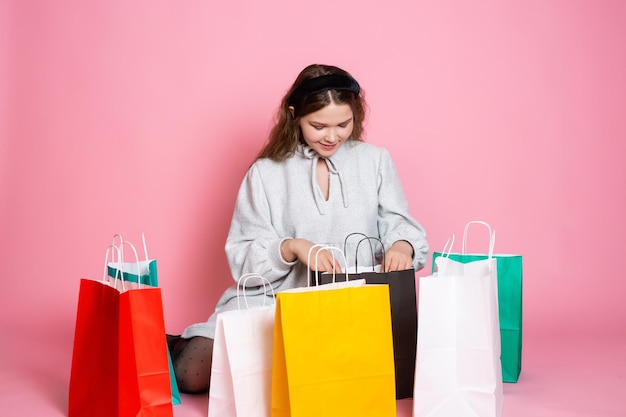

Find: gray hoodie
<box><xmin>182</xmin><ymin>140</ymin><xmax>428</xmax><ymax>339</ymax></box>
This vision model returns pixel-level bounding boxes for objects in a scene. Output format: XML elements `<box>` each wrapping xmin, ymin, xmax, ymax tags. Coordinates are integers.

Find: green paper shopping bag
<box><xmin>432</xmin><ymin>221</ymin><xmax>523</xmax><ymax>383</ymax></box>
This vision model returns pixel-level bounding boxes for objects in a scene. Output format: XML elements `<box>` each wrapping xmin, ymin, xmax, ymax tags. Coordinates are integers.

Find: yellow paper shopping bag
<box><xmin>271</xmin><ymin>280</ymin><xmax>396</xmax><ymax>417</ymax></box>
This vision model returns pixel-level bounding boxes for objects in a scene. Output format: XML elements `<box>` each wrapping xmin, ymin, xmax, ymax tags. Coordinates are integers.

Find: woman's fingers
<box><xmin>384</xmin><ymin>251</ymin><xmax>412</xmax><ymax>272</ymax></box>
<box><xmin>314</xmin><ymin>249</ymin><xmax>342</xmax><ymax>273</ymax></box>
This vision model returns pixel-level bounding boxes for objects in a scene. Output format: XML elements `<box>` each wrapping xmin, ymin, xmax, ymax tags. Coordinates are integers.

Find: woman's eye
<box><xmin>312</xmin><ymin>125</ymin><xmax>324</xmax><ymax>130</ymax></box>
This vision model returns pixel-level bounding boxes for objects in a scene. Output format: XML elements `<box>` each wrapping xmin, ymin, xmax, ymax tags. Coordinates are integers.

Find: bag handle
<box><xmin>462</xmin><ymin>220</ymin><xmax>496</xmax><ymax>259</ymax></box>
<box><xmin>141</xmin><ymin>233</ymin><xmax>149</xmax><ymax>261</ymax></box>
<box><xmin>236</xmin><ymin>273</ymin><xmax>275</xmax><ymax>310</ymax></box>
<box><xmin>111</xmin><ymin>232</ymin><xmax>150</xmax><ymax>264</ymax></box>
<box><xmin>110</xmin><ymin>234</ymin><xmax>124</xmax><ymax>266</ymax></box>
<box><xmin>344</xmin><ymin>233</ymin><xmax>375</xmax><ymax>268</ymax></box>
<box><xmin>108</xmin><ymin>240</ymin><xmax>142</xmax><ymax>292</ymax></box>
<box><xmin>434</xmin><ymin>234</ymin><xmax>455</xmax><ymax>276</ymax></box>
<box><xmin>103</xmin><ymin>244</ymin><xmax>123</xmax><ymax>287</ymax></box>
<box><xmin>307</xmin><ymin>244</ymin><xmax>349</xmax><ymax>286</ymax></box>
<box><xmin>344</xmin><ymin>233</ymin><xmax>386</xmax><ymax>273</ymax></box>
<box><xmin>356</xmin><ymin>236</ymin><xmax>386</xmax><ymax>273</ymax></box>
<box><xmin>111</xmin><ymin>233</ymin><xmax>124</xmax><ymax>249</ymax></box>
<box><xmin>442</xmin><ymin>234</ymin><xmax>455</xmax><ymax>257</ymax></box>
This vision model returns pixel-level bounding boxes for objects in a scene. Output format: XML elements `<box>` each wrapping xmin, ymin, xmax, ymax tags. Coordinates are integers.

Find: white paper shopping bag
<box><xmin>208</xmin><ymin>274</ymin><xmax>276</xmax><ymax>417</ymax></box>
<box><xmin>414</xmin><ymin>234</ymin><xmax>503</xmax><ymax>417</ymax></box>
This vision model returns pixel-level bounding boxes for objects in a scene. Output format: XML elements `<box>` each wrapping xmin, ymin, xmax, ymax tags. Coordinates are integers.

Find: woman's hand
<box><xmin>281</xmin><ymin>238</ymin><xmax>343</xmax><ymax>273</ymax></box>
<box><xmin>384</xmin><ymin>240</ymin><xmax>414</xmax><ymax>272</ymax></box>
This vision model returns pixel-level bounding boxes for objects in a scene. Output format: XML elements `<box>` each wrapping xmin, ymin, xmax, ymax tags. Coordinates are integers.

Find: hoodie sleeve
<box><xmin>224</xmin><ymin>163</ymin><xmax>296</xmax><ymax>284</ymax></box>
<box><xmin>376</xmin><ymin>149</ymin><xmax>430</xmax><ymax>271</ymax></box>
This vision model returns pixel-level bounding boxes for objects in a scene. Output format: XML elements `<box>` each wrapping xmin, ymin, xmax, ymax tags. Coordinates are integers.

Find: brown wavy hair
<box><xmin>256</xmin><ymin>64</ymin><xmax>367</xmax><ymax>161</ymax></box>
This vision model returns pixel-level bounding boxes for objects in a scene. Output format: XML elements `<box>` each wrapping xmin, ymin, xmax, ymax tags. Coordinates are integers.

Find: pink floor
<box><xmin>1</xmin><ymin>322</ymin><xmax>624</xmax><ymax>416</ymax></box>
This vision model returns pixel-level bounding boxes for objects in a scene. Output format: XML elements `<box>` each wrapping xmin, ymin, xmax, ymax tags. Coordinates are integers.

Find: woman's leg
<box><xmin>168</xmin><ymin>335</ymin><xmax>214</xmax><ymax>394</ymax></box>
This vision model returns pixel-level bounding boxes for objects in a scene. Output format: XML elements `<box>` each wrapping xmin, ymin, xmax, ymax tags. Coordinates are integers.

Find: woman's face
<box><xmin>299</xmin><ymin>102</ymin><xmax>354</xmax><ymax>158</ymax></box>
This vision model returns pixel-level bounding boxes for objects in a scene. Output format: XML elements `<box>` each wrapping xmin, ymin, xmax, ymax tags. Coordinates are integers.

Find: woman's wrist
<box><xmin>280</xmin><ymin>239</ymin><xmax>297</xmax><ymax>262</ymax></box>
<box><xmin>392</xmin><ymin>240</ymin><xmax>414</xmax><ymax>257</ymax></box>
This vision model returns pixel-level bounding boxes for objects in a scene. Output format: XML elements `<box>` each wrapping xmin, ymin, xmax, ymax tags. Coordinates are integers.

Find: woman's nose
<box><xmin>325</xmin><ymin>129</ymin><xmax>339</xmax><ymax>142</ymax></box>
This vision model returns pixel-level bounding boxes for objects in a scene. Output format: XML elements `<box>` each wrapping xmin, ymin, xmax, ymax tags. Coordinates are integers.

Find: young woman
<box><xmin>168</xmin><ymin>64</ymin><xmax>429</xmax><ymax>393</ymax></box>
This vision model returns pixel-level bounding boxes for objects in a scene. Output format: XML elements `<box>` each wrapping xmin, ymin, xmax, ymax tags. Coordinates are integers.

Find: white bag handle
<box><xmin>111</xmin><ymin>233</ymin><xmax>124</xmax><ymax>249</ymax></box>
<box><xmin>442</xmin><ymin>234</ymin><xmax>455</xmax><ymax>257</ymax></box>
<box><xmin>236</xmin><ymin>273</ymin><xmax>275</xmax><ymax>310</ymax></box>
<box><xmin>103</xmin><ymin>244</ymin><xmax>123</xmax><ymax>286</ymax></box>
<box><xmin>434</xmin><ymin>234</ymin><xmax>455</xmax><ymax>276</ymax></box>
<box><xmin>307</xmin><ymin>244</ymin><xmax>349</xmax><ymax>286</ymax></box>
<box><xmin>141</xmin><ymin>232</ymin><xmax>149</xmax><ymax>261</ymax></box>
<box><xmin>109</xmin><ymin>233</ymin><xmax>152</xmax><ymax>286</ymax></box>
<box><xmin>108</xmin><ymin>240</ymin><xmax>142</xmax><ymax>292</ymax></box>
<box><xmin>111</xmin><ymin>232</ymin><xmax>150</xmax><ymax>264</ymax></box>
<box><xmin>110</xmin><ymin>234</ymin><xmax>124</xmax><ymax>265</ymax></box>
<box><xmin>462</xmin><ymin>220</ymin><xmax>496</xmax><ymax>259</ymax></box>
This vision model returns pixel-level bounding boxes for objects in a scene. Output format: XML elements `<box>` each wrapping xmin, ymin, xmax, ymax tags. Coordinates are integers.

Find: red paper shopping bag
<box><xmin>108</xmin><ymin>234</ymin><xmax>182</xmax><ymax>406</ymax></box>
<box><xmin>118</xmin><ymin>286</ymin><xmax>173</xmax><ymax>417</ymax></box>
<box><xmin>69</xmin><ymin>243</ymin><xmax>173</xmax><ymax>417</ymax></box>
<box><xmin>68</xmin><ymin>279</ymin><xmax>120</xmax><ymax>417</ymax></box>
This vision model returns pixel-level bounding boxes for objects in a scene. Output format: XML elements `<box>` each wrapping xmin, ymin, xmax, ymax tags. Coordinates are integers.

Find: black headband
<box><xmin>287</xmin><ymin>74</ymin><xmax>360</xmax><ymax>106</ymax></box>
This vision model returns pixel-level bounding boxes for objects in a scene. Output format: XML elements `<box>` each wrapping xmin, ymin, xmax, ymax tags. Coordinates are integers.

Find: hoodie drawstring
<box><xmin>300</xmin><ymin>144</ymin><xmax>349</xmax><ymax>215</ymax></box>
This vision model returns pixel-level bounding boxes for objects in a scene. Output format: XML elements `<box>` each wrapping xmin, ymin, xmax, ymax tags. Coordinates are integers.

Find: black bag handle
<box><xmin>344</xmin><ymin>233</ymin><xmax>386</xmax><ymax>273</ymax></box>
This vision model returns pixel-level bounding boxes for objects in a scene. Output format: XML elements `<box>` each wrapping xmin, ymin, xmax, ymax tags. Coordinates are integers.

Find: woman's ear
<box><xmin>288</xmin><ymin>106</ymin><xmax>295</xmax><ymax>118</ymax></box>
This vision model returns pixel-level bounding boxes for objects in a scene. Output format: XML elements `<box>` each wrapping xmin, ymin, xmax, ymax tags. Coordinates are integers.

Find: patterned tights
<box><xmin>168</xmin><ymin>335</ymin><xmax>214</xmax><ymax>394</ymax></box>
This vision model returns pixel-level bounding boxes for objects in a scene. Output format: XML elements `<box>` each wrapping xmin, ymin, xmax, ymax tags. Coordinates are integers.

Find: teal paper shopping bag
<box><xmin>107</xmin><ymin>234</ymin><xmax>158</xmax><ymax>286</ymax></box>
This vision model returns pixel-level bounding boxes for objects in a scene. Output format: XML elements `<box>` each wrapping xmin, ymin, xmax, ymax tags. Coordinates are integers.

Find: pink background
<box><xmin>1</xmin><ymin>1</ymin><xmax>625</xmax><ymax>416</ymax></box>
